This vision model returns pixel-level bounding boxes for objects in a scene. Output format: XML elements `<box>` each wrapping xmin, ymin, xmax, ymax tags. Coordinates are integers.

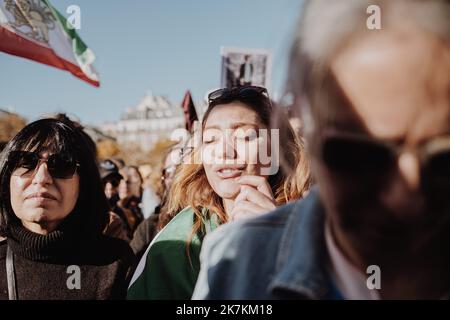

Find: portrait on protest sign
<box><xmin>220</xmin><ymin>47</ymin><xmax>272</xmax><ymax>89</ymax></box>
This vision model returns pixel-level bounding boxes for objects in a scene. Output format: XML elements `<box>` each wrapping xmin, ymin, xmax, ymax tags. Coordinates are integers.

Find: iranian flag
<box><xmin>0</xmin><ymin>0</ymin><xmax>100</xmax><ymax>87</ymax></box>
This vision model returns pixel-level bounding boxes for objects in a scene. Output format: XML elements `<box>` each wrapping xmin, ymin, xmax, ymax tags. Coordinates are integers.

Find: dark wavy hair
<box><xmin>0</xmin><ymin>115</ymin><xmax>109</xmax><ymax>237</ymax></box>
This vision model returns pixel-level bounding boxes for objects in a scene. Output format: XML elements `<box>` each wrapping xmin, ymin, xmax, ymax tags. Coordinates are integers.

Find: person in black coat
<box><xmin>0</xmin><ymin>115</ymin><xmax>134</xmax><ymax>300</ymax></box>
<box><xmin>238</xmin><ymin>55</ymin><xmax>254</xmax><ymax>86</ymax></box>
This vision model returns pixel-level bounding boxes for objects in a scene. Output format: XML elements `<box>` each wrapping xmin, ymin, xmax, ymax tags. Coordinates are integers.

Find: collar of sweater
<box><xmin>7</xmin><ymin>216</ymin><xmax>89</xmax><ymax>263</ymax></box>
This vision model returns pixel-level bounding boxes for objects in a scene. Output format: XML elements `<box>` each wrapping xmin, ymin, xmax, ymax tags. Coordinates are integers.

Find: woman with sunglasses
<box><xmin>0</xmin><ymin>116</ymin><xmax>134</xmax><ymax>299</ymax></box>
<box><xmin>127</xmin><ymin>85</ymin><xmax>311</xmax><ymax>299</ymax></box>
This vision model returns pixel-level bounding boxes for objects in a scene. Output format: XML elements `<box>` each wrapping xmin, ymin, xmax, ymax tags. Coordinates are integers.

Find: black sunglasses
<box><xmin>318</xmin><ymin>131</ymin><xmax>450</xmax><ymax>184</ymax></box>
<box><xmin>208</xmin><ymin>85</ymin><xmax>269</xmax><ymax>104</ymax></box>
<box><xmin>9</xmin><ymin>151</ymin><xmax>80</xmax><ymax>179</ymax></box>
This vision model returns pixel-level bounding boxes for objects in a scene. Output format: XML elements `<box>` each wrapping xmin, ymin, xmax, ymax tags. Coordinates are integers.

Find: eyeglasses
<box><xmin>181</xmin><ymin>146</ymin><xmax>194</xmax><ymax>159</ymax></box>
<box><xmin>9</xmin><ymin>151</ymin><xmax>80</xmax><ymax>179</ymax></box>
<box><xmin>317</xmin><ymin>130</ymin><xmax>450</xmax><ymax>185</ymax></box>
<box><xmin>208</xmin><ymin>86</ymin><xmax>269</xmax><ymax>104</ymax></box>
<box><xmin>161</xmin><ymin>165</ymin><xmax>177</xmax><ymax>180</ymax></box>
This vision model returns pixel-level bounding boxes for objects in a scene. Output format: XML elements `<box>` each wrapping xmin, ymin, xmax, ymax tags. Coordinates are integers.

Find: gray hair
<box><xmin>287</xmin><ymin>0</ymin><xmax>450</xmax><ymax>133</ymax></box>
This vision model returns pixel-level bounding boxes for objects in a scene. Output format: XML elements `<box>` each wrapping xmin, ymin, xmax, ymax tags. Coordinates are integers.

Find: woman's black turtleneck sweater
<box><xmin>0</xmin><ymin>222</ymin><xmax>134</xmax><ymax>300</ymax></box>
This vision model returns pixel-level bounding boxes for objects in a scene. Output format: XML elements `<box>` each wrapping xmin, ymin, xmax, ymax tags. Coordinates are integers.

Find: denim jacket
<box><xmin>192</xmin><ymin>188</ymin><xmax>342</xmax><ymax>299</ymax></box>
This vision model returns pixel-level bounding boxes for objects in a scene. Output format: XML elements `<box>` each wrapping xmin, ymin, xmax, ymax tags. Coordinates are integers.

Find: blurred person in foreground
<box><xmin>193</xmin><ymin>0</ymin><xmax>450</xmax><ymax>300</ymax></box>
<box><xmin>127</xmin><ymin>86</ymin><xmax>311</xmax><ymax>299</ymax></box>
<box><xmin>0</xmin><ymin>116</ymin><xmax>134</xmax><ymax>299</ymax></box>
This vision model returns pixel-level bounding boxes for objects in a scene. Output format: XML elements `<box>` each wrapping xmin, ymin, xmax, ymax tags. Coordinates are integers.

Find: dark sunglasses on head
<box><xmin>318</xmin><ymin>131</ymin><xmax>450</xmax><ymax>184</ymax></box>
<box><xmin>9</xmin><ymin>151</ymin><xmax>80</xmax><ymax>179</ymax></box>
<box><xmin>208</xmin><ymin>85</ymin><xmax>269</xmax><ymax>104</ymax></box>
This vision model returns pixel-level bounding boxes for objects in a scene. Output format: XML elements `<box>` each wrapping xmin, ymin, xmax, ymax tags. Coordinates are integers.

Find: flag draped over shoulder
<box><xmin>0</xmin><ymin>0</ymin><xmax>100</xmax><ymax>87</ymax></box>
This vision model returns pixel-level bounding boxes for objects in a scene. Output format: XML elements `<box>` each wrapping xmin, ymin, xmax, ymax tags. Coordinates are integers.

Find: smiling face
<box><xmin>9</xmin><ymin>152</ymin><xmax>80</xmax><ymax>234</ymax></box>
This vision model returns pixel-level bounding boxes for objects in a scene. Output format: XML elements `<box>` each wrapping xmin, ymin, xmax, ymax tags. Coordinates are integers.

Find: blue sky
<box><xmin>0</xmin><ymin>0</ymin><xmax>303</xmax><ymax>126</ymax></box>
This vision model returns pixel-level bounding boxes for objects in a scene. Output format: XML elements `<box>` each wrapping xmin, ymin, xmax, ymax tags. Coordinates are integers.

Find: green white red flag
<box><xmin>0</xmin><ymin>0</ymin><xmax>100</xmax><ymax>87</ymax></box>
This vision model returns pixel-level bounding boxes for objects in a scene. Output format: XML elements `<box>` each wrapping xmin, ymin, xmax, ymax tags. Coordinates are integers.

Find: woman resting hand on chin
<box><xmin>127</xmin><ymin>86</ymin><xmax>311</xmax><ymax>300</ymax></box>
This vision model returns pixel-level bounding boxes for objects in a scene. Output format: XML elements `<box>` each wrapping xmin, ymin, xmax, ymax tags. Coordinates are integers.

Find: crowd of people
<box><xmin>0</xmin><ymin>0</ymin><xmax>450</xmax><ymax>300</ymax></box>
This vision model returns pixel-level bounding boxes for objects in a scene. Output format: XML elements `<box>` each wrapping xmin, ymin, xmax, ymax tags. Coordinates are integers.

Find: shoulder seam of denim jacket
<box><xmin>268</xmin><ymin>188</ymin><xmax>330</xmax><ymax>299</ymax></box>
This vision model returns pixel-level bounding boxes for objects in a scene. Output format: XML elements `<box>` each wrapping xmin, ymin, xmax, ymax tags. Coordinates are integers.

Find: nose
<box><xmin>380</xmin><ymin>152</ymin><xmax>423</xmax><ymax>218</ymax></box>
<box><xmin>217</xmin><ymin>133</ymin><xmax>237</xmax><ymax>161</ymax></box>
<box><xmin>31</xmin><ymin>162</ymin><xmax>53</xmax><ymax>185</ymax></box>
<box><xmin>397</xmin><ymin>151</ymin><xmax>421</xmax><ymax>190</ymax></box>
